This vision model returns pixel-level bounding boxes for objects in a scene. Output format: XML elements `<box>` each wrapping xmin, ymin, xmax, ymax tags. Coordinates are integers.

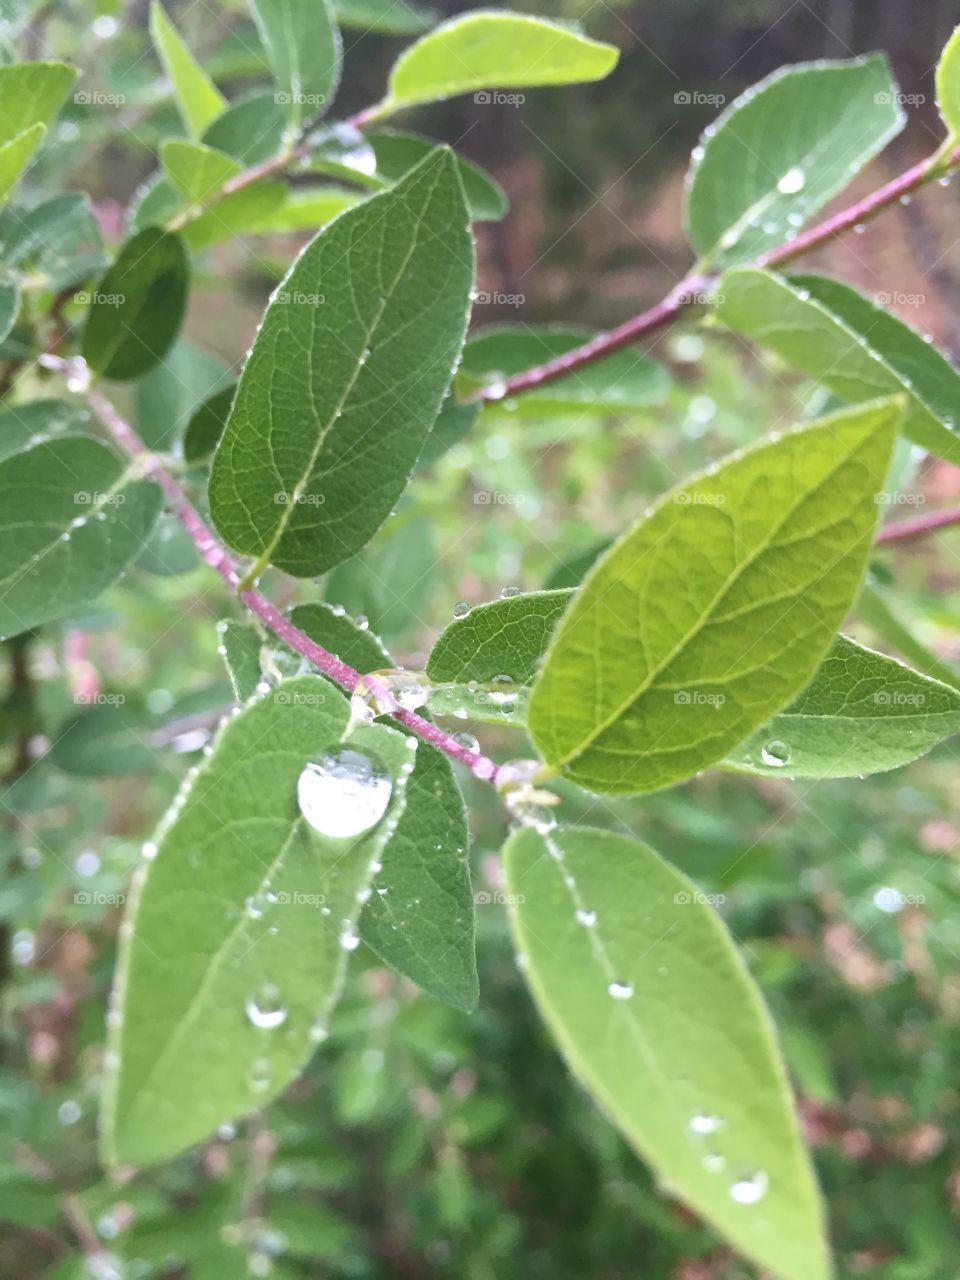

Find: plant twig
<box><xmin>83</xmin><ymin>384</ymin><xmax>501</xmax><ymax>785</ymax></box>
<box><xmin>875</xmin><ymin>505</ymin><xmax>960</xmax><ymax>545</ymax></box>
<box><xmin>465</xmin><ymin>142</ymin><xmax>960</xmax><ymax>404</ymax></box>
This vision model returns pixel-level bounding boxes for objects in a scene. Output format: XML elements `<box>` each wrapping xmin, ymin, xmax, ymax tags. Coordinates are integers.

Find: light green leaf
<box><xmin>150</xmin><ymin>2</ymin><xmax>226</xmax><ymax>137</ymax></box>
<box><xmin>717</xmin><ymin>269</ymin><xmax>960</xmax><ymax>464</ymax></box>
<box><xmin>181</xmin><ymin>180</ymin><xmax>288</xmax><ymax>251</ymax></box>
<box><xmin>459</xmin><ymin>324</ymin><xmax>669</xmax><ymax>412</ymax></box>
<box><xmin>82</xmin><ymin>228</ymin><xmax>189</xmax><ymax>381</ymax></box>
<box><xmin>289</xmin><ymin>602</ymin><xmax>478</xmax><ymax>1009</ymax></box>
<box><xmin>685</xmin><ymin>55</ymin><xmax>903</xmax><ymax>269</ymax></box>
<box><xmin>217</xmin><ymin>619</ymin><xmax>263</xmax><ymax>701</ymax></box>
<box><xmin>210</xmin><ymin>148</ymin><xmax>474</xmax><ymax>577</ymax></box>
<box><xmin>160</xmin><ymin>139</ymin><xmax>242</xmax><ymax>206</ymax></box>
<box><xmin>725</xmin><ymin>635</ymin><xmax>960</xmax><ymax>778</ymax></box>
<box><xmin>368</xmin><ymin>128</ymin><xmax>507</xmax><ymax>221</ymax></box>
<box><xmin>0</xmin><ymin>436</ymin><xmax>162</xmax><ymax>640</ymax></box>
<box><xmin>0</xmin><ymin>275</ymin><xmax>17</xmax><ymax>343</ymax></box>
<box><xmin>49</xmin><ymin>703</ymin><xmax>155</xmax><ymax>777</ymax></box>
<box><xmin>0</xmin><ymin>123</ymin><xmax>45</xmax><ymax>204</ymax></box>
<box><xmin>936</xmin><ymin>24</ymin><xmax>960</xmax><ymax>143</ymax></box>
<box><xmin>416</xmin><ymin>394</ymin><xmax>478</xmax><ymax>469</ymax></box>
<box><xmin>504</xmin><ymin>824</ymin><xmax>829</xmax><ymax>1280</ymax></box>
<box><xmin>245</xmin><ymin>187</ymin><xmax>357</xmax><ymax>233</ymax></box>
<box><xmin>334</xmin><ymin>0</ymin><xmax>434</xmax><ymax>35</ymax></box>
<box><xmin>251</xmin><ymin>0</ymin><xmax>341</xmax><ymax>132</ymax></box>
<box><xmin>102</xmin><ymin>678</ymin><xmax>413</xmax><ymax>1166</ymax></box>
<box><xmin>183</xmin><ymin>385</ymin><xmax>236</xmax><ymax>463</ymax></box>
<box><xmin>427</xmin><ymin>589</ymin><xmax>572</xmax><ymax>687</ymax></box>
<box><xmin>202</xmin><ymin>91</ymin><xmax>285</xmax><ymax>165</ymax></box>
<box><xmin>135</xmin><ymin>340</ymin><xmax>230</xmax><ymax>451</ymax></box>
<box><xmin>0</xmin><ymin>61</ymin><xmax>75</xmax><ymax>145</ymax></box>
<box><xmin>528</xmin><ymin>399</ymin><xmax>902</xmax><ymax>793</ymax></box>
<box><xmin>378</xmin><ymin>11</ymin><xmax>619</xmax><ymax>114</ymax></box>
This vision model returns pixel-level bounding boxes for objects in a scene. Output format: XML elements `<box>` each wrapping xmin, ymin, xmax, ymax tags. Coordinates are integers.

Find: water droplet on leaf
<box><xmin>297</xmin><ymin>747</ymin><xmax>392</xmax><ymax>839</ymax></box>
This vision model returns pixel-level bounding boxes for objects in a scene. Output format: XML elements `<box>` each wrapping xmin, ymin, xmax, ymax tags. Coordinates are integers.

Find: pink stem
<box><xmin>86</xmin><ymin>387</ymin><xmax>499</xmax><ymax>783</ymax></box>
<box><xmin>875</xmin><ymin>505</ymin><xmax>960</xmax><ymax>545</ymax></box>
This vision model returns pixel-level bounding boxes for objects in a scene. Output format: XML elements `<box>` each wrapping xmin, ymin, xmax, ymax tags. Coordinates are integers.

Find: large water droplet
<box><xmin>777</xmin><ymin>166</ymin><xmax>805</xmax><ymax>195</ymax></box>
<box><xmin>689</xmin><ymin>1111</ymin><xmax>724</xmax><ymax>1135</ymax></box>
<box><xmin>608</xmin><ymin>980</ymin><xmax>635</xmax><ymax>1000</ymax></box>
<box><xmin>760</xmin><ymin>739</ymin><xmax>790</xmax><ymax>768</ymax></box>
<box><xmin>729</xmin><ymin>1171</ymin><xmax>768</xmax><ymax>1204</ymax></box>
<box><xmin>297</xmin><ymin>747</ymin><xmax>392</xmax><ymax>839</ymax></box>
<box><xmin>452</xmin><ymin>601</ymin><xmax>471</xmax><ymax>619</ymax></box>
<box><xmin>245</xmin><ymin>983</ymin><xmax>287</xmax><ymax>1030</ymax></box>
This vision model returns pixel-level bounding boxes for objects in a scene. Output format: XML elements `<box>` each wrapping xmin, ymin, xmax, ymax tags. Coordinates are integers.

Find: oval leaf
<box><xmin>528</xmin><ymin>399</ymin><xmax>902</xmax><ymax>793</ymax></box>
<box><xmin>379</xmin><ymin>11</ymin><xmax>619</xmax><ymax>113</ymax></box>
<box><xmin>209</xmin><ymin>148</ymin><xmax>474</xmax><ymax>577</ymax></box>
<box><xmin>251</xmin><ymin>0</ymin><xmax>341</xmax><ymax>131</ymax></box>
<box><xmin>150</xmin><ymin>2</ymin><xmax>226</xmax><ymax>137</ymax></box>
<box><xmin>368</xmin><ymin>128</ymin><xmax>507</xmax><ymax>221</ymax></box>
<box><xmin>426</xmin><ymin>589</ymin><xmax>572</xmax><ymax>686</ymax></box>
<box><xmin>717</xmin><ymin>269</ymin><xmax>960</xmax><ymax>464</ymax></box>
<box><xmin>685</xmin><ymin>55</ymin><xmax>903</xmax><ymax>269</ymax></box>
<box><xmin>504</xmin><ymin>823</ymin><xmax>829</xmax><ymax>1280</ymax></box>
<box><xmin>82</xmin><ymin>228</ymin><xmax>189</xmax><ymax>381</ymax></box>
<box><xmin>937</xmin><ymin>24</ymin><xmax>960</xmax><ymax>143</ymax></box>
<box><xmin>102</xmin><ymin>678</ymin><xmax>413</xmax><ymax>1166</ymax></box>
<box><xmin>0</xmin><ymin>435</ymin><xmax>162</xmax><ymax>640</ymax></box>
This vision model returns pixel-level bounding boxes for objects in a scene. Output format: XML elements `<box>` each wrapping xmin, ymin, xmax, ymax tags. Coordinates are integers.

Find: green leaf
<box><xmin>368</xmin><ymin>129</ymin><xmax>507</xmax><ymax>221</ymax></box>
<box><xmin>160</xmin><ymin>139</ymin><xmax>242</xmax><ymax>206</ymax></box>
<box><xmin>102</xmin><ymin>677</ymin><xmax>413</xmax><ymax>1166</ymax></box>
<box><xmin>202</xmin><ymin>91</ymin><xmax>285</xmax><ymax>165</ymax></box>
<box><xmin>183</xmin><ymin>385</ymin><xmax>236</xmax><ymax>463</ymax></box>
<box><xmin>322</xmin><ymin>514</ymin><xmax>437</xmax><ymax>644</ymax></box>
<box><xmin>49</xmin><ymin>702</ymin><xmax>155</xmax><ymax>777</ymax></box>
<box><xmin>460</xmin><ymin>324</ymin><xmax>669</xmax><ymax>412</ymax></box>
<box><xmin>135</xmin><ymin>340</ymin><xmax>230</xmax><ymax>451</ymax></box>
<box><xmin>217</xmin><ymin>619</ymin><xmax>263</xmax><ymax>701</ymax></box>
<box><xmin>378</xmin><ymin>12</ymin><xmax>619</xmax><ymax>115</ymax></box>
<box><xmin>504</xmin><ymin>824</ymin><xmax>829</xmax><ymax>1280</ymax></box>
<box><xmin>150</xmin><ymin>2</ymin><xmax>226</xmax><ymax>137</ymax></box>
<box><xmin>0</xmin><ymin>276</ymin><xmax>17</xmax><ymax>343</ymax></box>
<box><xmin>685</xmin><ymin>55</ymin><xmax>903</xmax><ymax>269</ymax></box>
<box><xmin>290</xmin><ymin>602</ymin><xmax>478</xmax><ymax>1009</ymax></box>
<box><xmin>936</xmin><ymin>24</ymin><xmax>960</xmax><ymax>143</ymax></box>
<box><xmin>334</xmin><ymin>0</ymin><xmax>435</xmax><ymax>35</ymax></box>
<box><xmin>0</xmin><ymin>123</ymin><xmax>45</xmax><ymax>204</ymax></box>
<box><xmin>0</xmin><ymin>436</ymin><xmax>162</xmax><ymax>640</ymax></box>
<box><xmin>724</xmin><ymin>635</ymin><xmax>960</xmax><ymax>778</ymax></box>
<box><xmin>245</xmin><ymin>187</ymin><xmax>357</xmax><ymax>233</ymax></box>
<box><xmin>528</xmin><ymin>399</ymin><xmax>902</xmax><ymax>794</ymax></box>
<box><xmin>181</xmin><ymin>180</ymin><xmax>288</xmax><ymax>251</ymax></box>
<box><xmin>0</xmin><ymin>61</ymin><xmax>75</xmax><ymax>145</ymax></box>
<box><xmin>717</xmin><ymin>269</ymin><xmax>960</xmax><ymax>464</ymax></box>
<box><xmin>360</xmin><ymin>738</ymin><xmax>476</xmax><ymax>1010</ymax></box>
<box><xmin>416</xmin><ymin>395</ymin><xmax>478</xmax><ymax>469</ymax></box>
<box><xmin>210</xmin><ymin>148</ymin><xmax>474</xmax><ymax>577</ymax></box>
<box><xmin>251</xmin><ymin>0</ymin><xmax>341</xmax><ymax>133</ymax></box>
<box><xmin>427</xmin><ymin>589</ymin><xmax>572</xmax><ymax>687</ymax></box>
<box><xmin>543</xmin><ymin>537</ymin><xmax>611</xmax><ymax>590</ymax></box>
<box><xmin>82</xmin><ymin>228</ymin><xmax>189</xmax><ymax>381</ymax></box>
<box><xmin>0</xmin><ymin>398</ymin><xmax>91</xmax><ymax>464</ymax></box>
<box><xmin>0</xmin><ymin>192</ymin><xmax>107</xmax><ymax>291</ymax></box>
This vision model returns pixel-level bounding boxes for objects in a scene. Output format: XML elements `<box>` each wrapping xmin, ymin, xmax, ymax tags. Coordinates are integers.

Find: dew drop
<box><xmin>689</xmin><ymin>1111</ymin><xmax>724</xmax><ymax>1135</ymax></box>
<box><xmin>452</xmin><ymin>731</ymin><xmax>479</xmax><ymax>754</ymax></box>
<box><xmin>245</xmin><ymin>983</ymin><xmax>287</xmax><ymax>1030</ymax></box>
<box><xmin>702</xmin><ymin>1151</ymin><xmax>726</xmax><ymax>1173</ymax></box>
<box><xmin>777</xmin><ymin>166</ymin><xmax>806</xmax><ymax>195</ymax></box>
<box><xmin>760</xmin><ymin>739</ymin><xmax>790</xmax><ymax>768</ymax></box>
<box><xmin>729</xmin><ymin>1171</ymin><xmax>768</xmax><ymax>1204</ymax></box>
<box><xmin>608</xmin><ymin>980</ymin><xmax>635</xmax><ymax>1000</ymax></box>
<box><xmin>452</xmin><ymin>601</ymin><xmax>471</xmax><ymax>619</ymax></box>
<box><xmin>297</xmin><ymin>747</ymin><xmax>392</xmax><ymax>839</ymax></box>
<box><xmin>499</xmin><ymin>585</ymin><xmax>521</xmax><ymax>598</ymax></box>
<box><xmin>354</xmin><ymin>614</ymin><xmax>369</xmax><ymax>631</ymax></box>
<box><xmin>58</xmin><ymin>1099</ymin><xmax>82</xmax><ymax>1126</ymax></box>
<box><xmin>485</xmin><ymin>378</ymin><xmax>508</xmax><ymax>400</ymax></box>
<box><xmin>575</xmin><ymin>909</ymin><xmax>597</xmax><ymax>928</ymax></box>
<box><xmin>339</xmin><ymin>922</ymin><xmax>361</xmax><ymax>951</ymax></box>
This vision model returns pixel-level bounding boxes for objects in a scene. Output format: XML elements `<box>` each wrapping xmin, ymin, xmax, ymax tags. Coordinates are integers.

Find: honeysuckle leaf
<box><xmin>160</xmin><ymin>139</ymin><xmax>242</xmax><ymax>206</ymax></box>
<box><xmin>202</xmin><ymin>91</ymin><xmax>285</xmax><ymax>165</ymax></box>
<box><xmin>528</xmin><ymin>399</ymin><xmax>902</xmax><ymax>793</ymax></box>
<box><xmin>427</xmin><ymin>589</ymin><xmax>573</xmax><ymax>687</ymax></box>
<box><xmin>858</xmin><ymin>580</ymin><xmax>960</xmax><ymax>688</ymax></box>
<box><xmin>135</xmin><ymin>340</ymin><xmax>230</xmax><ymax>451</ymax></box>
<box><xmin>377</xmin><ymin>11</ymin><xmax>619</xmax><ymax>115</ymax></box>
<box><xmin>82</xmin><ymin>228</ymin><xmax>189</xmax><ymax>381</ymax></box>
<box><xmin>685</xmin><ymin>55</ymin><xmax>903</xmax><ymax>269</ymax></box>
<box><xmin>0</xmin><ymin>124</ymin><xmax>45</xmax><ymax>205</ymax></box>
<box><xmin>251</xmin><ymin>0</ymin><xmax>341</xmax><ymax>132</ymax></box>
<box><xmin>368</xmin><ymin>129</ymin><xmax>507</xmax><ymax>220</ymax></box>
<box><xmin>415</xmin><ymin>395</ymin><xmax>478</xmax><ymax>470</ymax></box>
<box><xmin>209</xmin><ymin>148</ymin><xmax>474</xmax><ymax>577</ymax></box>
<box><xmin>183</xmin><ymin>385</ymin><xmax>236</xmax><ymax>463</ymax></box>
<box><xmin>936</xmin><ymin>23</ymin><xmax>960</xmax><ymax>144</ymax></box>
<box><xmin>717</xmin><ymin>269</ymin><xmax>960</xmax><ymax>464</ymax></box>
<box><xmin>217</xmin><ymin>619</ymin><xmax>263</xmax><ymax>701</ymax></box>
<box><xmin>150</xmin><ymin>1</ymin><xmax>226</xmax><ymax>137</ymax></box>
<box><xmin>725</xmin><ymin>635</ymin><xmax>960</xmax><ymax>778</ymax></box>
<box><xmin>459</xmin><ymin>324</ymin><xmax>669</xmax><ymax>412</ymax></box>
<box><xmin>0</xmin><ymin>192</ymin><xmax>107</xmax><ymax>291</ymax></box>
<box><xmin>0</xmin><ymin>61</ymin><xmax>75</xmax><ymax>146</ymax></box>
<box><xmin>289</xmin><ymin>602</ymin><xmax>478</xmax><ymax>1009</ymax></box>
<box><xmin>0</xmin><ymin>398</ymin><xmax>91</xmax><ymax>464</ymax></box>
<box><xmin>102</xmin><ymin>678</ymin><xmax>414</xmax><ymax>1166</ymax></box>
<box><xmin>0</xmin><ymin>436</ymin><xmax>162</xmax><ymax>640</ymax></box>
<box><xmin>334</xmin><ymin>0</ymin><xmax>435</xmax><ymax>35</ymax></box>
<box><xmin>49</xmin><ymin>702</ymin><xmax>155</xmax><ymax>777</ymax></box>
<box><xmin>504</xmin><ymin>823</ymin><xmax>829</xmax><ymax>1280</ymax></box>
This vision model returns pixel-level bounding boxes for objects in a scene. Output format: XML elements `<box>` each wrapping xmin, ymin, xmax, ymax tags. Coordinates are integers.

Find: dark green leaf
<box><xmin>49</xmin><ymin>702</ymin><xmax>155</xmax><ymax>777</ymax></box>
<box><xmin>217</xmin><ymin>619</ymin><xmax>263</xmax><ymax>701</ymax></box>
<box><xmin>202</xmin><ymin>91</ymin><xmax>285</xmax><ymax>165</ymax></box>
<box><xmin>368</xmin><ymin>129</ymin><xmax>507</xmax><ymax>221</ymax></box>
<box><xmin>135</xmin><ymin>340</ymin><xmax>230</xmax><ymax>451</ymax></box>
<box><xmin>251</xmin><ymin>0</ymin><xmax>341</xmax><ymax>132</ymax></box>
<box><xmin>427</xmin><ymin>589</ymin><xmax>572</xmax><ymax>687</ymax></box>
<box><xmin>183</xmin><ymin>385</ymin><xmax>236</xmax><ymax>462</ymax></box>
<box><xmin>0</xmin><ymin>399</ymin><xmax>91</xmax><ymax>463</ymax></box>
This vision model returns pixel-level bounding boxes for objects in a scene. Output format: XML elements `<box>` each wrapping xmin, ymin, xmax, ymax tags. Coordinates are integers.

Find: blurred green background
<box><xmin>4</xmin><ymin>1</ymin><xmax>960</xmax><ymax>1277</ymax></box>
